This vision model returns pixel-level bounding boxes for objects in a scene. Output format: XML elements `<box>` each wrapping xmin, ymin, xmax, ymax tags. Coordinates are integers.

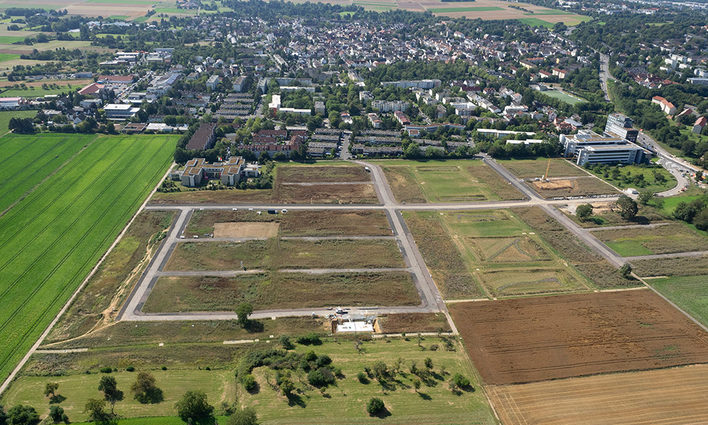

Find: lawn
<box><xmin>379</xmin><ymin>159</ymin><xmax>523</xmax><ymax>203</ymax></box>
<box><xmin>650</xmin><ymin>275</ymin><xmax>708</xmax><ymax>327</ymax></box>
<box><xmin>0</xmin><ymin>109</ymin><xmax>34</xmax><ymax>134</ymax></box>
<box><xmin>143</xmin><ymin>271</ymin><xmax>420</xmax><ymax>312</ymax></box>
<box><xmin>0</xmin><ymin>133</ymin><xmax>177</xmax><ymax>385</ymax></box>
<box><xmin>541</xmin><ymin>89</ymin><xmax>586</xmax><ymax>105</ymax></box>
<box><xmin>5</xmin><ymin>338</ymin><xmax>496</xmax><ymax>425</ymax></box>
<box><xmin>404</xmin><ymin>209</ymin><xmax>589</xmax><ymax>299</ymax></box>
<box><xmin>586</xmin><ymin>164</ymin><xmax>676</xmax><ymax>193</ymax></box>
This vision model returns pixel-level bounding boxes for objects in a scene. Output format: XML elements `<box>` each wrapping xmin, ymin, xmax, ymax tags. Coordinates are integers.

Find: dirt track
<box><xmin>450</xmin><ymin>290</ymin><xmax>708</xmax><ymax>385</ymax></box>
<box><xmin>488</xmin><ymin>364</ymin><xmax>708</xmax><ymax>425</ymax></box>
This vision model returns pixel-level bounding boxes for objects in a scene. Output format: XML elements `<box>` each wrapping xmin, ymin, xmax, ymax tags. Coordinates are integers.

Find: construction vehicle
<box><xmin>541</xmin><ymin>158</ymin><xmax>551</xmax><ymax>182</ymax></box>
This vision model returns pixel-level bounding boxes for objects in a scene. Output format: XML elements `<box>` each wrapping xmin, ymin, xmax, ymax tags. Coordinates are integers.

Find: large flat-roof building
<box><xmin>604</xmin><ymin>113</ymin><xmax>638</xmax><ymax>143</ymax></box>
<box><xmin>560</xmin><ymin>129</ymin><xmax>650</xmax><ymax>166</ymax></box>
<box><xmin>104</xmin><ymin>103</ymin><xmax>140</xmax><ymax>120</ymax></box>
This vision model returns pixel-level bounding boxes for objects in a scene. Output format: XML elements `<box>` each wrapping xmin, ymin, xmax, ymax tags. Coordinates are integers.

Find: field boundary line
<box><xmin>0</xmin><ymin>160</ymin><xmax>176</xmax><ymax>396</ymax></box>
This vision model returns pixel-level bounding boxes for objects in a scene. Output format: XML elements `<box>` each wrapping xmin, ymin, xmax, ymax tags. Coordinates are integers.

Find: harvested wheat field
<box><xmin>488</xmin><ymin>364</ymin><xmax>708</xmax><ymax>425</ymax></box>
<box><xmin>213</xmin><ymin>222</ymin><xmax>279</xmax><ymax>238</ymax></box>
<box><xmin>450</xmin><ymin>289</ymin><xmax>708</xmax><ymax>385</ymax></box>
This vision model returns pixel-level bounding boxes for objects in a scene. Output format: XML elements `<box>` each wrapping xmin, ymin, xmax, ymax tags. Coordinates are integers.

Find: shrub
<box><xmin>126</xmin><ymin>366</ymin><xmax>135</xmax><ymax>372</ymax></box>
<box><xmin>297</xmin><ymin>333</ymin><xmax>322</xmax><ymax>345</ymax></box>
<box><xmin>366</xmin><ymin>397</ymin><xmax>385</xmax><ymax>416</ymax></box>
<box><xmin>307</xmin><ymin>367</ymin><xmax>335</xmax><ymax>387</ymax></box>
<box><xmin>241</xmin><ymin>374</ymin><xmax>257</xmax><ymax>392</ymax></box>
<box><xmin>357</xmin><ymin>371</ymin><xmax>369</xmax><ymax>384</ymax></box>
<box><xmin>279</xmin><ymin>336</ymin><xmax>294</xmax><ymax>350</ymax></box>
<box><xmin>99</xmin><ymin>367</ymin><xmax>113</xmax><ymax>374</ymax></box>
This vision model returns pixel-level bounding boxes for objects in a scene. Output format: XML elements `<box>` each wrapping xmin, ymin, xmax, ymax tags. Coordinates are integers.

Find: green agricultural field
<box><xmin>429</xmin><ymin>6</ymin><xmax>503</xmax><ymax>12</ymax></box>
<box><xmin>649</xmin><ymin>275</ymin><xmax>708</xmax><ymax>327</ymax></box>
<box><xmin>586</xmin><ymin>164</ymin><xmax>676</xmax><ymax>193</ymax></box>
<box><xmin>0</xmin><ymin>133</ymin><xmax>177</xmax><ymax>385</ymax></box>
<box><xmin>3</xmin><ymin>337</ymin><xmax>496</xmax><ymax>424</ymax></box>
<box><xmin>404</xmin><ymin>209</ymin><xmax>589</xmax><ymax>299</ymax></box>
<box><xmin>379</xmin><ymin>159</ymin><xmax>523</xmax><ymax>203</ymax></box>
<box><xmin>518</xmin><ymin>17</ymin><xmax>555</xmax><ymax>28</ymax></box>
<box><xmin>0</xmin><ymin>109</ymin><xmax>34</xmax><ymax>134</ymax></box>
<box><xmin>541</xmin><ymin>89</ymin><xmax>586</xmax><ymax>105</ymax></box>
<box><xmin>0</xmin><ymin>133</ymin><xmax>93</xmax><ymax>214</ymax></box>
<box><xmin>0</xmin><ymin>35</ymin><xmax>26</xmax><ymax>43</ymax></box>
<box><xmin>0</xmin><ymin>53</ymin><xmax>20</xmax><ymax>63</ymax></box>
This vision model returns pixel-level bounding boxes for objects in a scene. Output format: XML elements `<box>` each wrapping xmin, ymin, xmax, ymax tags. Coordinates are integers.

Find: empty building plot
<box><xmin>404</xmin><ymin>209</ymin><xmax>588</xmax><ymax>299</ymax></box>
<box><xmin>593</xmin><ymin>223</ymin><xmax>708</xmax><ymax>257</ymax></box>
<box><xmin>166</xmin><ymin>239</ymin><xmax>405</xmax><ymax>271</ymax></box>
<box><xmin>450</xmin><ymin>290</ymin><xmax>708</xmax><ymax>385</ymax></box>
<box><xmin>185</xmin><ymin>210</ymin><xmax>393</xmax><ymax>238</ymax></box>
<box><xmin>275</xmin><ymin>164</ymin><xmax>370</xmax><ymax>183</ymax></box>
<box><xmin>142</xmin><ymin>271</ymin><xmax>420</xmax><ymax>312</ymax></box>
<box><xmin>488</xmin><ymin>364</ymin><xmax>708</xmax><ymax>425</ymax></box>
<box><xmin>381</xmin><ymin>160</ymin><xmax>523</xmax><ymax>203</ymax></box>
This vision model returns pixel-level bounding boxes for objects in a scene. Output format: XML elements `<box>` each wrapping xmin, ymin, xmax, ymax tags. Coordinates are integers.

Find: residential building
<box><xmin>651</xmin><ymin>96</ymin><xmax>677</xmax><ymax>115</ymax></box>
<box><xmin>232</xmin><ymin>76</ymin><xmax>247</xmax><ymax>92</ymax></box>
<box><xmin>693</xmin><ymin>116</ymin><xmax>707</xmax><ymax>135</ymax></box>
<box><xmin>185</xmin><ymin>122</ymin><xmax>217</xmax><ymax>150</ymax></box>
<box><xmin>206</xmin><ymin>75</ymin><xmax>221</xmax><ymax>90</ymax></box>
<box><xmin>381</xmin><ymin>79</ymin><xmax>440</xmax><ymax>89</ymax></box>
<box><xmin>174</xmin><ymin>156</ymin><xmax>258</xmax><ymax>187</ymax></box>
<box><xmin>371</xmin><ymin>100</ymin><xmax>410</xmax><ymax>112</ymax></box>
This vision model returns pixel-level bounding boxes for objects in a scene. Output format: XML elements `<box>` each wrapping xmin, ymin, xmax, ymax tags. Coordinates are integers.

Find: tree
<box><xmin>6</xmin><ymin>405</ymin><xmax>39</xmax><ymax>425</ymax></box>
<box><xmin>227</xmin><ymin>408</ymin><xmax>259</xmax><ymax>425</ymax></box>
<box><xmin>84</xmin><ymin>399</ymin><xmax>115</xmax><ymax>425</ymax></box>
<box><xmin>44</xmin><ymin>382</ymin><xmax>59</xmax><ymax>399</ymax></box>
<box><xmin>424</xmin><ymin>357</ymin><xmax>433</xmax><ymax>370</ymax></box>
<box><xmin>366</xmin><ymin>397</ymin><xmax>385</xmax><ymax>416</ymax></box>
<box><xmin>619</xmin><ymin>263</ymin><xmax>633</xmax><ymax>279</ymax></box>
<box><xmin>576</xmin><ymin>203</ymin><xmax>593</xmax><ymax>221</ymax></box>
<box><xmin>48</xmin><ymin>405</ymin><xmax>69</xmax><ymax>424</ymax></box>
<box><xmin>616</xmin><ymin>195</ymin><xmax>638</xmax><ymax>220</ymax></box>
<box><xmin>451</xmin><ymin>373</ymin><xmax>470</xmax><ymax>389</ymax></box>
<box><xmin>235</xmin><ymin>302</ymin><xmax>253</xmax><ymax>328</ymax></box>
<box><xmin>694</xmin><ymin>208</ymin><xmax>708</xmax><ymax>231</ymax></box>
<box><xmin>413</xmin><ymin>379</ymin><xmax>421</xmax><ymax>393</ymax></box>
<box><xmin>131</xmin><ymin>372</ymin><xmax>163</xmax><ymax>404</ymax></box>
<box><xmin>638</xmin><ymin>191</ymin><xmax>654</xmax><ymax>205</ymax></box>
<box><xmin>175</xmin><ymin>391</ymin><xmax>214</xmax><ymax>424</ymax></box>
<box><xmin>98</xmin><ymin>376</ymin><xmax>123</xmax><ymax>414</ymax></box>
<box><xmin>0</xmin><ymin>405</ymin><xmax>6</xmax><ymax>425</ymax></box>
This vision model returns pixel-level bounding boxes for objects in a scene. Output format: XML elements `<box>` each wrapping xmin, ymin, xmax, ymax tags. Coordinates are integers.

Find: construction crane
<box><xmin>542</xmin><ymin>158</ymin><xmax>551</xmax><ymax>182</ymax></box>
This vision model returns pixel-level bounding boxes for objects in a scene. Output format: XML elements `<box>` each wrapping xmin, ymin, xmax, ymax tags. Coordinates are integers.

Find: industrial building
<box><xmin>560</xmin><ymin>129</ymin><xmax>650</xmax><ymax>166</ymax></box>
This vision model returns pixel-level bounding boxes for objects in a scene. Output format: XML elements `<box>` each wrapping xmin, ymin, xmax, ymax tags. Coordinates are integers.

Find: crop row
<box><xmin>0</xmin><ymin>134</ymin><xmax>176</xmax><ymax>383</ymax></box>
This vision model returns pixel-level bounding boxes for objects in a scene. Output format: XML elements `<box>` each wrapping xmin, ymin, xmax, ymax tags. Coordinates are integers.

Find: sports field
<box><xmin>380</xmin><ymin>160</ymin><xmax>523</xmax><ymax>203</ymax></box>
<box><xmin>0</xmin><ymin>133</ymin><xmax>176</xmax><ymax>384</ymax></box>
<box><xmin>450</xmin><ymin>290</ymin><xmax>708</xmax><ymax>385</ymax></box>
<box><xmin>541</xmin><ymin>89</ymin><xmax>586</xmax><ymax>105</ymax></box>
<box><xmin>488</xmin><ymin>364</ymin><xmax>708</xmax><ymax>425</ymax></box>
<box><xmin>404</xmin><ymin>209</ymin><xmax>589</xmax><ymax>299</ymax></box>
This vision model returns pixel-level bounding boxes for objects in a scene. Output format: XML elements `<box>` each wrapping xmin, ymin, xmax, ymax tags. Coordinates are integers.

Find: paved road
<box><xmin>280</xmin><ymin>181</ymin><xmax>373</xmax><ymax>186</ymax></box>
<box><xmin>599</xmin><ymin>53</ymin><xmax>613</xmax><ymax>102</ymax></box>
<box><xmin>585</xmin><ymin>222</ymin><xmax>672</xmax><ymax>232</ymax></box>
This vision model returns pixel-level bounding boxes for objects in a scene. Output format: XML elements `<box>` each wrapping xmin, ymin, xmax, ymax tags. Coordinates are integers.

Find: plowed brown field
<box><xmin>488</xmin><ymin>364</ymin><xmax>708</xmax><ymax>425</ymax></box>
<box><xmin>450</xmin><ymin>290</ymin><xmax>708</xmax><ymax>384</ymax></box>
